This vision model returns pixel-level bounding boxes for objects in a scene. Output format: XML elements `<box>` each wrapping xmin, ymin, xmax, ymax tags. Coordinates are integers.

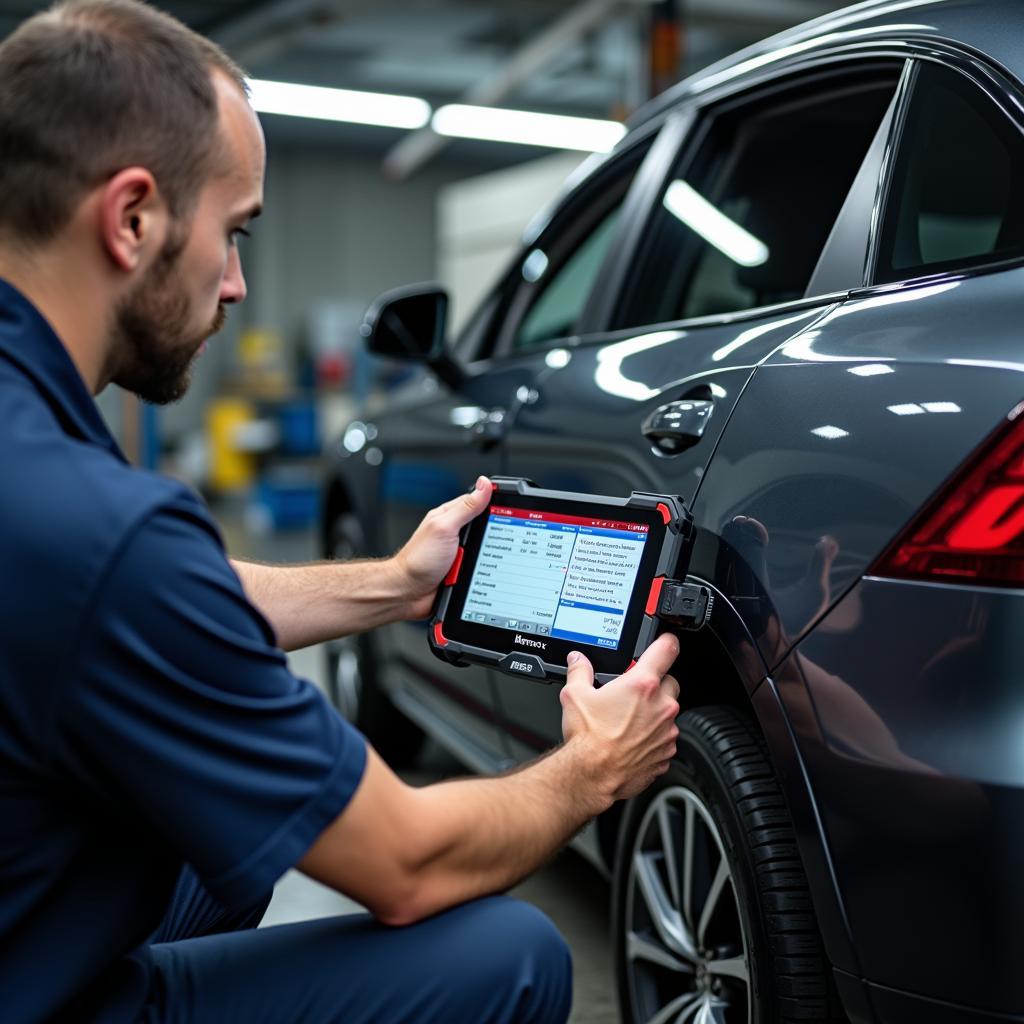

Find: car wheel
<box><xmin>325</xmin><ymin>513</ymin><xmax>425</xmax><ymax>769</ymax></box>
<box><xmin>613</xmin><ymin>706</ymin><xmax>835</xmax><ymax>1023</ymax></box>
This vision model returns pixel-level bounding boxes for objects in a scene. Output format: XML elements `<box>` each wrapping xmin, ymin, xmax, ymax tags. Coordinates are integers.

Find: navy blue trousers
<box><xmin>138</xmin><ymin>868</ymin><xmax>573</xmax><ymax>1023</ymax></box>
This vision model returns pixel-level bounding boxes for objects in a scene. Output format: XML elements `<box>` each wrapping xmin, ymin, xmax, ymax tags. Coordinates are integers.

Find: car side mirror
<box><xmin>360</xmin><ymin>284</ymin><xmax>463</xmax><ymax>390</ymax></box>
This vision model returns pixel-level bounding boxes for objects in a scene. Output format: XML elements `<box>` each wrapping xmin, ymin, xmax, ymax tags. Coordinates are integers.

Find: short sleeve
<box><xmin>52</xmin><ymin>495</ymin><xmax>366</xmax><ymax>909</ymax></box>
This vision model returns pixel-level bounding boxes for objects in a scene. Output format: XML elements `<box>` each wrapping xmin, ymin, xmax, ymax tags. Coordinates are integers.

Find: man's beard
<box><xmin>111</xmin><ymin>238</ymin><xmax>226</xmax><ymax>405</ymax></box>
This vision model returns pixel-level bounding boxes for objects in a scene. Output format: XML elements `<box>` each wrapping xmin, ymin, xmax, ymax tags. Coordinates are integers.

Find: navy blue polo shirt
<box><xmin>0</xmin><ymin>279</ymin><xmax>367</xmax><ymax>1022</ymax></box>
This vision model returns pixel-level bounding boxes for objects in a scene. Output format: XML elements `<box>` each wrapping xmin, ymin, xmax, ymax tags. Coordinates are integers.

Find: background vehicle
<box><xmin>323</xmin><ymin>2</ymin><xmax>1024</xmax><ymax>1020</ymax></box>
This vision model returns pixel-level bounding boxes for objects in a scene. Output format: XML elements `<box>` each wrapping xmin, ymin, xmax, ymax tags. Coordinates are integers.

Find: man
<box><xmin>0</xmin><ymin>2</ymin><xmax>681</xmax><ymax>1021</ymax></box>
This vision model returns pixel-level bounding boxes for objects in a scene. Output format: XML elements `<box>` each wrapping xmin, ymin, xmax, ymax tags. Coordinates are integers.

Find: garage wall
<box><xmin>156</xmin><ymin>147</ymin><xmax>459</xmax><ymax>442</ymax></box>
<box><xmin>243</xmin><ymin>147</ymin><xmax>448</xmax><ymax>339</ymax></box>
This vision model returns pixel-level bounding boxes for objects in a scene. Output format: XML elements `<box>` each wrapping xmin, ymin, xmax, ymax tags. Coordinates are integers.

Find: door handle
<box><xmin>641</xmin><ymin>399</ymin><xmax>714</xmax><ymax>454</ymax></box>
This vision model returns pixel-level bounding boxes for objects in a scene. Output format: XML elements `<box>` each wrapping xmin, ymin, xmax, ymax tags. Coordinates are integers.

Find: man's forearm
<box><xmin>302</xmin><ymin>740</ymin><xmax>615</xmax><ymax>927</ymax></box>
<box><xmin>231</xmin><ymin>557</ymin><xmax>409</xmax><ymax>651</ymax></box>
<box><xmin>393</xmin><ymin>741</ymin><xmax>614</xmax><ymax>923</ymax></box>
<box><xmin>299</xmin><ymin>637</ymin><xmax>680</xmax><ymax>926</ymax></box>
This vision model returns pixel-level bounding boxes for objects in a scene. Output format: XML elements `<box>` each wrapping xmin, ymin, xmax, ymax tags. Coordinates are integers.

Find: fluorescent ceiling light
<box><xmin>432</xmin><ymin>104</ymin><xmax>626</xmax><ymax>153</ymax></box>
<box><xmin>811</xmin><ymin>425</ymin><xmax>849</xmax><ymax>440</ymax></box>
<box><xmin>663</xmin><ymin>180</ymin><xmax>768</xmax><ymax>268</ymax></box>
<box><xmin>921</xmin><ymin>401</ymin><xmax>961</xmax><ymax>414</ymax></box>
<box><xmin>848</xmin><ymin>363</ymin><xmax>894</xmax><ymax>377</ymax></box>
<box><xmin>248</xmin><ymin>78</ymin><xmax>431</xmax><ymax>130</ymax></box>
<box><xmin>888</xmin><ymin>403</ymin><xmax>925</xmax><ymax>416</ymax></box>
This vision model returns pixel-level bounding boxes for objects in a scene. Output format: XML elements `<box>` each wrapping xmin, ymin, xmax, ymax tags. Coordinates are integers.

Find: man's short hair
<box><xmin>0</xmin><ymin>0</ymin><xmax>248</xmax><ymax>245</ymax></box>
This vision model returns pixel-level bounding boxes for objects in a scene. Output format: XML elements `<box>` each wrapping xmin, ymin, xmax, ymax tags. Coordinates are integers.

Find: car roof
<box><xmin>628</xmin><ymin>0</ymin><xmax>1024</xmax><ymax>131</ymax></box>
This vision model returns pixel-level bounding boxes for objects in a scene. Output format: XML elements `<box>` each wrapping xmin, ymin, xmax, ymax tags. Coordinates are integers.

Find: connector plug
<box><xmin>657</xmin><ymin>581</ymin><xmax>713</xmax><ymax>630</ymax></box>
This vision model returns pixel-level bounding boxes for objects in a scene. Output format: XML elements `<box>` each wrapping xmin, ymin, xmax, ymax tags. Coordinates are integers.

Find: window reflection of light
<box><xmin>712</xmin><ymin>311</ymin><xmax>813</xmax><ymax>362</ymax></box>
<box><xmin>522</xmin><ymin>249</ymin><xmax>549</xmax><ymax>283</ymax></box>
<box><xmin>921</xmin><ymin>402</ymin><xmax>961</xmax><ymax>414</ymax></box>
<box><xmin>663</xmin><ymin>180</ymin><xmax>768</xmax><ymax>268</ymax></box>
<box><xmin>594</xmin><ymin>331</ymin><xmax>683</xmax><ymax>401</ymax></box>
<box><xmin>545</xmin><ymin>348</ymin><xmax>571</xmax><ymax>369</ymax></box>
<box><xmin>888</xmin><ymin>403</ymin><xmax>925</xmax><ymax>416</ymax></box>
<box><xmin>709</xmin><ymin>383</ymin><xmax>727</xmax><ymax>399</ymax></box>
<box><xmin>811</xmin><ymin>425</ymin><xmax>849</xmax><ymax>439</ymax></box>
<box><xmin>848</xmin><ymin>363</ymin><xmax>894</xmax><ymax>377</ymax></box>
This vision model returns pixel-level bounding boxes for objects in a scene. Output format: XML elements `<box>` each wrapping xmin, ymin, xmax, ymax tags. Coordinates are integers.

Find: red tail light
<box><xmin>871</xmin><ymin>402</ymin><xmax>1024</xmax><ymax>586</ymax></box>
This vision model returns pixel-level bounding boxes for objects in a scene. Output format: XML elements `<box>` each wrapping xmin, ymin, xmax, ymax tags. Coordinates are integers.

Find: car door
<box><xmin>369</xmin><ymin>365</ymin><xmax>515</xmax><ymax>769</ymax></box>
<box><xmin>369</xmin><ymin>131</ymin><xmax>661</xmax><ymax>769</ymax></box>
<box><xmin>493</xmin><ymin>57</ymin><xmax>907</xmax><ymax>762</ymax></box>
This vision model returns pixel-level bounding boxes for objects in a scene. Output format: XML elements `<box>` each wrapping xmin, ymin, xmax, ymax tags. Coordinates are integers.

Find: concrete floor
<box><xmin>223</xmin><ymin>513</ymin><xmax>620</xmax><ymax>1023</ymax></box>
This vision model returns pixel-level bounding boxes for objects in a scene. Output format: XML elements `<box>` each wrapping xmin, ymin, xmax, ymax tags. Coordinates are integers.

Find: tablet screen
<box><xmin>461</xmin><ymin>505</ymin><xmax>650</xmax><ymax>650</ymax></box>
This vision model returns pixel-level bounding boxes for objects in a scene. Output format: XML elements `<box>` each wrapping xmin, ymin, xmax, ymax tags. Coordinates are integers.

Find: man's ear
<box><xmin>98</xmin><ymin>167</ymin><xmax>169</xmax><ymax>273</ymax></box>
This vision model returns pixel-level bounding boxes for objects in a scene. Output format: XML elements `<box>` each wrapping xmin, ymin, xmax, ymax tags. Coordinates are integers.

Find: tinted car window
<box><xmin>616</xmin><ymin>69</ymin><xmax>899</xmax><ymax>327</ymax></box>
<box><xmin>513</xmin><ymin>205</ymin><xmax>622</xmax><ymax>350</ymax></box>
<box><xmin>875</xmin><ymin>63</ymin><xmax>1024</xmax><ymax>283</ymax></box>
<box><xmin>498</xmin><ymin>140</ymin><xmax>652</xmax><ymax>354</ymax></box>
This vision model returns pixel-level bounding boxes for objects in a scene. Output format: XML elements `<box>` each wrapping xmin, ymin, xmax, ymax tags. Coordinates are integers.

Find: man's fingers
<box><xmin>631</xmin><ymin>632</ymin><xmax>680</xmax><ymax>680</ymax></box>
<box><xmin>660</xmin><ymin>673</ymin><xmax>680</xmax><ymax>702</ymax></box>
<box><xmin>564</xmin><ymin>650</ymin><xmax>594</xmax><ymax>691</ymax></box>
<box><xmin>432</xmin><ymin>476</ymin><xmax>492</xmax><ymax>533</ymax></box>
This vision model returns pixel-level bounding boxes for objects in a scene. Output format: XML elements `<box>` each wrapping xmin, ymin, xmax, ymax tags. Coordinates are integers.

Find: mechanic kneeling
<box><xmin>0</xmin><ymin>3</ymin><xmax>681</xmax><ymax>1021</ymax></box>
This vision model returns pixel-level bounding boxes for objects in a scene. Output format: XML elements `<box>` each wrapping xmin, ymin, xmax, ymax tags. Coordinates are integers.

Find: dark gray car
<box><xmin>322</xmin><ymin>2</ymin><xmax>1024</xmax><ymax>1020</ymax></box>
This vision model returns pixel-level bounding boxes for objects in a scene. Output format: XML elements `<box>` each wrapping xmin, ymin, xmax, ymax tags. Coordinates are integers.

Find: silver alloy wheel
<box><xmin>326</xmin><ymin>516</ymin><xmax>363</xmax><ymax>721</ymax></box>
<box><xmin>624</xmin><ymin>786</ymin><xmax>751</xmax><ymax>1024</ymax></box>
<box><xmin>331</xmin><ymin>642</ymin><xmax>361</xmax><ymax>720</ymax></box>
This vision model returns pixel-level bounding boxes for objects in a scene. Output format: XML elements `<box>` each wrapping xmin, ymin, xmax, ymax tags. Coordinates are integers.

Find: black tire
<box><xmin>324</xmin><ymin>513</ymin><xmax>425</xmax><ymax>769</ymax></box>
<box><xmin>613</xmin><ymin>706</ymin><xmax>838</xmax><ymax>1024</ymax></box>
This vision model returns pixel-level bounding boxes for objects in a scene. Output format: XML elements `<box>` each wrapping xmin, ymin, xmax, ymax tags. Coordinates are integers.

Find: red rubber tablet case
<box><xmin>428</xmin><ymin>477</ymin><xmax>709</xmax><ymax>685</ymax></box>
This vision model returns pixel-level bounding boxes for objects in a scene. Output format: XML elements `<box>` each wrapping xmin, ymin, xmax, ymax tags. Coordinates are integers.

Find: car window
<box><xmin>615</xmin><ymin>67</ymin><xmax>900</xmax><ymax>328</ymax></box>
<box><xmin>874</xmin><ymin>63</ymin><xmax>1024</xmax><ymax>284</ymax></box>
<box><xmin>500</xmin><ymin>141</ymin><xmax>652</xmax><ymax>354</ymax></box>
<box><xmin>512</xmin><ymin>206</ymin><xmax>622</xmax><ymax>350</ymax></box>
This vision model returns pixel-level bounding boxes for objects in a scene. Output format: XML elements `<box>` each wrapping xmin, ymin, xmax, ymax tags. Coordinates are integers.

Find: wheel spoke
<box><xmin>627</xmin><ymin>930</ymin><xmax>694</xmax><ymax>973</ymax></box>
<box><xmin>658</xmin><ymin>799</ymin><xmax>682</xmax><ymax>911</ymax></box>
<box><xmin>694</xmin><ymin>994</ymin><xmax>730</xmax><ymax>1024</ymax></box>
<box><xmin>643</xmin><ymin>989</ymin><xmax>702</xmax><ymax>1024</ymax></box>
<box><xmin>682</xmin><ymin>799</ymin><xmax>696</xmax><ymax>931</ymax></box>
<box><xmin>696</xmin><ymin>855</ymin><xmax>730</xmax><ymax>947</ymax></box>
<box><xmin>706</xmin><ymin>954</ymin><xmax>749</xmax><ymax>985</ymax></box>
<box><xmin>634</xmin><ymin>850</ymin><xmax>699</xmax><ymax>961</ymax></box>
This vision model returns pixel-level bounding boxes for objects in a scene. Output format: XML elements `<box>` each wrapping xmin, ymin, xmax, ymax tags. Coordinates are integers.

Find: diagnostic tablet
<box><xmin>429</xmin><ymin>478</ymin><xmax>707</xmax><ymax>684</ymax></box>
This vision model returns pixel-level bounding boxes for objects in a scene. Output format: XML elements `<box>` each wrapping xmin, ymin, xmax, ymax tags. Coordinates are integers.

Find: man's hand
<box><xmin>300</xmin><ymin>630</ymin><xmax>680</xmax><ymax>925</ymax></box>
<box><xmin>560</xmin><ymin>633</ymin><xmax>681</xmax><ymax>805</ymax></box>
<box><xmin>392</xmin><ymin>475</ymin><xmax>492</xmax><ymax>620</ymax></box>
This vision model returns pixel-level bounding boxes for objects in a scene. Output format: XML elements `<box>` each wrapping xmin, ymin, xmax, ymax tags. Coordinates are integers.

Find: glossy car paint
<box><xmin>323</xmin><ymin>2</ymin><xmax>1024</xmax><ymax>1019</ymax></box>
<box><xmin>781</xmin><ymin>579</ymin><xmax>1024</xmax><ymax>1014</ymax></box>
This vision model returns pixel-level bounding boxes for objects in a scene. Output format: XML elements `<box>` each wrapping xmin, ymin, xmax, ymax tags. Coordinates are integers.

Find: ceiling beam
<box><xmin>211</xmin><ymin>0</ymin><xmax>376</xmax><ymax>67</ymax></box>
<box><xmin>382</xmin><ymin>0</ymin><xmax>653</xmax><ymax>180</ymax></box>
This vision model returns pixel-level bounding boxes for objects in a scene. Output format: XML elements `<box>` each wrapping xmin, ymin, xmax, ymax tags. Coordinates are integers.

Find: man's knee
<box><xmin>460</xmin><ymin>897</ymin><xmax>573</xmax><ymax>1024</ymax></box>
